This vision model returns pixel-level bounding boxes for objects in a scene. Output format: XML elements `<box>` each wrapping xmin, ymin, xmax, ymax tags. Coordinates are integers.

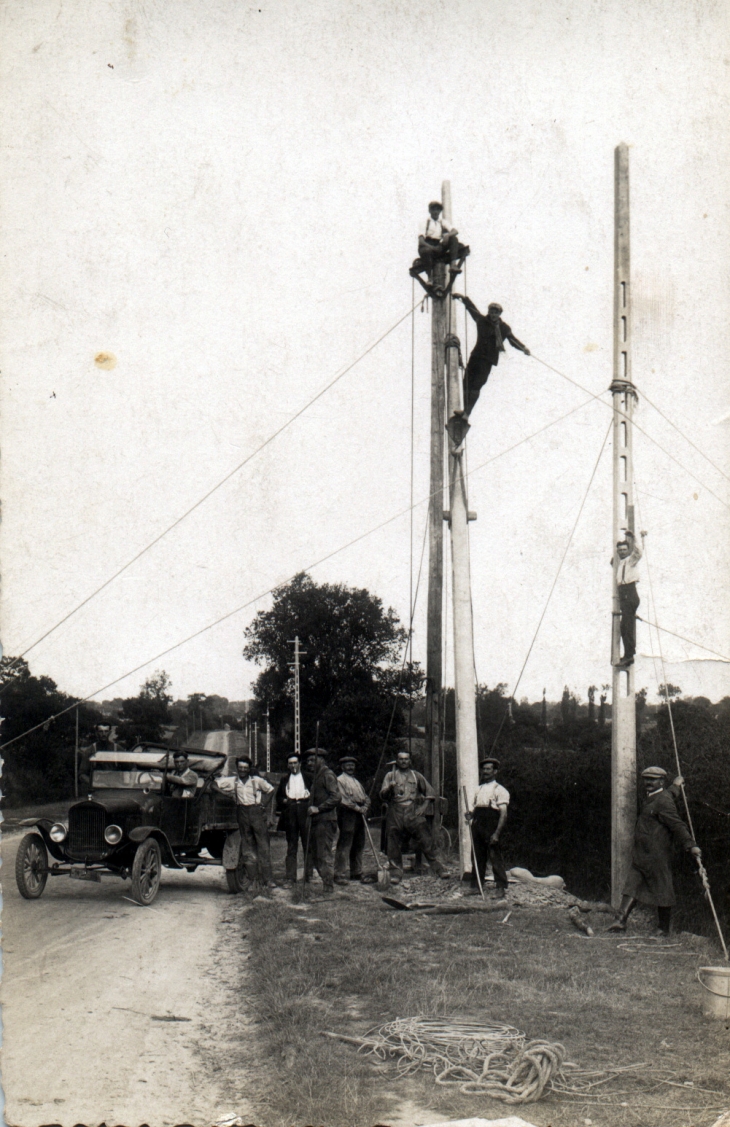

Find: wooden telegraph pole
<box><xmin>424</xmin><ymin>204</ymin><xmax>447</xmax><ymax>797</ymax></box>
<box><xmin>289</xmin><ymin>636</ymin><xmax>304</xmax><ymax>759</ymax></box>
<box><xmin>610</xmin><ymin>143</ymin><xmax>637</xmax><ymax>905</ymax></box>
<box><xmin>442</xmin><ymin>182</ymin><xmax>480</xmax><ymax>876</ymax></box>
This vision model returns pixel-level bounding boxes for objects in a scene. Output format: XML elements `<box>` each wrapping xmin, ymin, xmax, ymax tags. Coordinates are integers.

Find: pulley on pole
<box><xmin>610</xmin><ymin>143</ymin><xmax>638</xmax><ymax>906</ymax></box>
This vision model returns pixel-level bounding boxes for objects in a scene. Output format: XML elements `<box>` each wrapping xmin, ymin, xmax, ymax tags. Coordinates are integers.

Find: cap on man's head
<box><xmin>339</xmin><ymin>755</ymin><xmax>357</xmax><ymax>766</ymax></box>
<box><xmin>641</xmin><ymin>766</ymin><xmax>667</xmax><ymax>779</ymax></box>
<box><xmin>174</xmin><ymin>750</ymin><xmax>188</xmax><ymax>759</ymax></box>
<box><xmin>303</xmin><ymin>747</ymin><xmax>324</xmax><ymax>758</ymax></box>
<box><xmin>96</xmin><ymin>723</ymin><xmax>111</xmax><ymax>730</ymax></box>
<box><xmin>480</xmin><ymin>757</ymin><xmax>500</xmax><ymax>769</ymax></box>
<box><xmin>488</xmin><ymin>303</ymin><xmax>503</xmax><ymax>314</ymax></box>
<box><xmin>428</xmin><ymin>200</ymin><xmax>443</xmax><ymax>211</ymax></box>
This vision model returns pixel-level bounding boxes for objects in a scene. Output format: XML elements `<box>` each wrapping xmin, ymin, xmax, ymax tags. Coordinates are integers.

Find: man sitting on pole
<box><xmin>452</xmin><ymin>294</ymin><xmax>530</xmax><ymax>415</ymax></box>
<box><xmin>613</xmin><ymin>529</ymin><xmax>645</xmax><ymax>668</ymax></box>
<box><xmin>410</xmin><ymin>201</ymin><xmax>469</xmax><ymax>282</ymax></box>
<box><xmin>380</xmin><ymin>750</ymin><xmax>448</xmax><ymax>884</ymax></box>
<box><xmin>465</xmin><ymin>757</ymin><xmax>510</xmax><ymax>900</ymax></box>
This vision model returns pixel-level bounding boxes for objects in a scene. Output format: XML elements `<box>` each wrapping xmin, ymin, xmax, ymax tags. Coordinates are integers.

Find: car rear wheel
<box><xmin>16</xmin><ymin>833</ymin><xmax>49</xmax><ymax>899</ymax></box>
<box><xmin>131</xmin><ymin>838</ymin><xmax>162</xmax><ymax>905</ymax></box>
<box><xmin>225</xmin><ymin>858</ymin><xmax>248</xmax><ymax>893</ymax></box>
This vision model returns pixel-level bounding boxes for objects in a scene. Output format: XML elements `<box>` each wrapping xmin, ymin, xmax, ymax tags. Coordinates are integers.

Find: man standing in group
<box><xmin>465</xmin><ymin>757</ymin><xmax>510</xmax><ymax>899</ymax></box>
<box><xmin>167</xmin><ymin>750</ymin><xmax>199</xmax><ymax>798</ymax></box>
<box><xmin>410</xmin><ymin>201</ymin><xmax>469</xmax><ymax>283</ymax></box>
<box><xmin>380</xmin><ymin>750</ymin><xmax>448</xmax><ymax>884</ymax></box>
<box><xmin>215</xmin><ymin>756</ymin><xmax>277</xmax><ymax>889</ymax></box>
<box><xmin>613</xmin><ymin>529</ymin><xmax>646</xmax><ymax>668</ymax></box>
<box><xmin>275</xmin><ymin>753</ymin><xmax>310</xmax><ymax>885</ymax></box>
<box><xmin>452</xmin><ymin>294</ymin><xmax>530</xmax><ymax>415</ymax></box>
<box><xmin>302</xmin><ymin>747</ymin><xmax>341</xmax><ymax>896</ymax></box>
<box><xmin>608</xmin><ymin>766</ymin><xmax>701</xmax><ymax>937</ymax></box>
<box><xmin>335</xmin><ymin>755</ymin><xmax>370</xmax><ymax>885</ymax></box>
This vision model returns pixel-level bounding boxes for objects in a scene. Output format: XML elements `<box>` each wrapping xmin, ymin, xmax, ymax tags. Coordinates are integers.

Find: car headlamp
<box><xmin>49</xmin><ymin>823</ymin><xmax>67</xmax><ymax>843</ymax></box>
<box><xmin>104</xmin><ymin>824</ymin><xmax>123</xmax><ymax>845</ymax></box>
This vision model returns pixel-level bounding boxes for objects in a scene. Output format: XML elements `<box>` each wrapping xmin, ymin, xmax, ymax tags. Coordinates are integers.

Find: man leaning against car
<box><xmin>214</xmin><ymin>756</ymin><xmax>276</xmax><ymax>888</ymax></box>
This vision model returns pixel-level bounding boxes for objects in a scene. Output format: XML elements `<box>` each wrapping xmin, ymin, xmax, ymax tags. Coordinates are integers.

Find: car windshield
<box><xmin>92</xmin><ymin>765</ymin><xmax>165</xmax><ymax>790</ymax></box>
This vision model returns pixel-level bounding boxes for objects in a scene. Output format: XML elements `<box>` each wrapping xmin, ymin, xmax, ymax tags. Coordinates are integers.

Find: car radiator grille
<box><xmin>68</xmin><ymin>807</ymin><xmax>106</xmax><ymax>857</ymax></box>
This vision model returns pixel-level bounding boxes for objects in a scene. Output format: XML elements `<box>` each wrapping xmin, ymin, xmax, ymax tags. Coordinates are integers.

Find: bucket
<box><xmin>697</xmin><ymin>966</ymin><xmax>730</xmax><ymax>1020</ymax></box>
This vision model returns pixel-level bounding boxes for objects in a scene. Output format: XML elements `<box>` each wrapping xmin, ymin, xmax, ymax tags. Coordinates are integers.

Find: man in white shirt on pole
<box><xmin>215</xmin><ymin>756</ymin><xmax>276</xmax><ymax>888</ymax></box>
<box><xmin>275</xmin><ymin>753</ymin><xmax>310</xmax><ymax>885</ymax></box>
<box><xmin>465</xmin><ymin>757</ymin><xmax>510</xmax><ymax>899</ymax></box>
<box><xmin>613</xmin><ymin>529</ymin><xmax>646</xmax><ymax>669</ymax></box>
<box><xmin>335</xmin><ymin>755</ymin><xmax>370</xmax><ymax>885</ymax></box>
<box><xmin>409</xmin><ymin>201</ymin><xmax>469</xmax><ymax>282</ymax></box>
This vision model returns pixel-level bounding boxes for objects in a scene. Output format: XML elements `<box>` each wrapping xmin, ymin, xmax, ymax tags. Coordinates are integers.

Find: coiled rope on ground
<box><xmin>326</xmin><ymin>1017</ymin><xmax>566</xmax><ymax>1104</ymax></box>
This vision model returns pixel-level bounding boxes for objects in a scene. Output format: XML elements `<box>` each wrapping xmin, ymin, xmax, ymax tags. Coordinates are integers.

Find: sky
<box><xmin>1</xmin><ymin>0</ymin><xmax>729</xmax><ymax>713</ymax></box>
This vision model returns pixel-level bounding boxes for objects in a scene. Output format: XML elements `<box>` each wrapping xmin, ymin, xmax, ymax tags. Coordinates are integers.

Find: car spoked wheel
<box><xmin>225</xmin><ymin>856</ymin><xmax>248</xmax><ymax>894</ymax></box>
<box><xmin>16</xmin><ymin>833</ymin><xmax>49</xmax><ymax>899</ymax></box>
<box><xmin>131</xmin><ymin>838</ymin><xmax>162</xmax><ymax>905</ymax></box>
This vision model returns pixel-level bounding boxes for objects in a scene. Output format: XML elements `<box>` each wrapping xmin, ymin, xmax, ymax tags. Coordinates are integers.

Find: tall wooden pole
<box><xmin>74</xmin><ymin>705</ymin><xmax>79</xmax><ymax>798</ymax></box>
<box><xmin>289</xmin><ymin>636</ymin><xmax>302</xmax><ymax>758</ymax></box>
<box><xmin>442</xmin><ymin>182</ymin><xmax>480</xmax><ymax>876</ymax></box>
<box><xmin>265</xmin><ymin>706</ymin><xmax>271</xmax><ymax>773</ymax></box>
<box><xmin>424</xmin><ymin>217</ymin><xmax>447</xmax><ymax>794</ymax></box>
<box><xmin>610</xmin><ymin>142</ymin><xmax>637</xmax><ymax>906</ymax></box>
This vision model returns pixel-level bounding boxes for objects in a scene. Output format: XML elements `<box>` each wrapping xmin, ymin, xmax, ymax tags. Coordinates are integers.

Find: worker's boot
<box><xmin>607</xmin><ymin>895</ymin><xmax>637</xmax><ymax>932</ymax></box>
<box><xmin>655</xmin><ymin>907</ymin><xmax>672</xmax><ymax>937</ymax></box>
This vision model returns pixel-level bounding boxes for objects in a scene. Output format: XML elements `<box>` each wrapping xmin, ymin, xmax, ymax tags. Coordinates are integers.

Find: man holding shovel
<box><xmin>302</xmin><ymin>747</ymin><xmax>341</xmax><ymax>897</ymax></box>
<box><xmin>465</xmin><ymin>757</ymin><xmax>510</xmax><ymax>899</ymax></box>
<box><xmin>335</xmin><ymin>755</ymin><xmax>370</xmax><ymax>885</ymax></box>
<box><xmin>380</xmin><ymin>750</ymin><xmax>448</xmax><ymax>884</ymax></box>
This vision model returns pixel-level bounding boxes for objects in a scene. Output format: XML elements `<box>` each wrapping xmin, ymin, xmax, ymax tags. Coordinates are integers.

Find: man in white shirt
<box><xmin>465</xmin><ymin>757</ymin><xmax>510</xmax><ymax>898</ymax></box>
<box><xmin>410</xmin><ymin>201</ymin><xmax>469</xmax><ymax>283</ymax></box>
<box><xmin>215</xmin><ymin>756</ymin><xmax>276</xmax><ymax>888</ymax></box>
<box><xmin>275</xmin><ymin>754</ymin><xmax>311</xmax><ymax>885</ymax></box>
<box><xmin>613</xmin><ymin>529</ymin><xmax>646</xmax><ymax>668</ymax></box>
<box><xmin>335</xmin><ymin>755</ymin><xmax>370</xmax><ymax>884</ymax></box>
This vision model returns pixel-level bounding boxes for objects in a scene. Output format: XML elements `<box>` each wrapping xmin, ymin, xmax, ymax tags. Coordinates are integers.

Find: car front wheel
<box><xmin>16</xmin><ymin>833</ymin><xmax>49</xmax><ymax>899</ymax></box>
<box><xmin>131</xmin><ymin>838</ymin><xmax>162</xmax><ymax>905</ymax></box>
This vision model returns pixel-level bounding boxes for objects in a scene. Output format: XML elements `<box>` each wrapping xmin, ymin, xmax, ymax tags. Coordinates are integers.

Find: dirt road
<box><xmin>2</xmin><ymin>832</ymin><xmax>259</xmax><ymax>1127</ymax></box>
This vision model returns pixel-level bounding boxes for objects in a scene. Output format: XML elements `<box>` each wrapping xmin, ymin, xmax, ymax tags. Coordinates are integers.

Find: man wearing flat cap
<box><xmin>452</xmin><ymin>294</ymin><xmax>530</xmax><ymax>415</ymax></box>
<box><xmin>380</xmin><ymin>749</ymin><xmax>448</xmax><ymax>883</ymax></box>
<box><xmin>609</xmin><ymin>766</ymin><xmax>700</xmax><ymax>937</ymax></box>
<box><xmin>334</xmin><ymin>755</ymin><xmax>370</xmax><ymax>885</ymax></box>
<box><xmin>410</xmin><ymin>201</ymin><xmax>470</xmax><ymax>282</ymax></box>
<box><xmin>465</xmin><ymin>757</ymin><xmax>510</xmax><ymax>899</ymax></box>
<box><xmin>302</xmin><ymin>747</ymin><xmax>341</xmax><ymax>896</ymax></box>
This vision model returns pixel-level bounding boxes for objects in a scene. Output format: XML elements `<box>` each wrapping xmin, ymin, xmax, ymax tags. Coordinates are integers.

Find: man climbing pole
<box><xmin>452</xmin><ymin>295</ymin><xmax>530</xmax><ymax>415</ymax></box>
<box><xmin>409</xmin><ymin>201</ymin><xmax>469</xmax><ymax>284</ymax></box>
<box><xmin>612</xmin><ymin>529</ymin><xmax>646</xmax><ymax>668</ymax></box>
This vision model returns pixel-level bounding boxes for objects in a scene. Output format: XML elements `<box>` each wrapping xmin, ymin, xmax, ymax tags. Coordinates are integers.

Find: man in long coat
<box><xmin>609</xmin><ymin>766</ymin><xmax>701</xmax><ymax>936</ymax></box>
<box><xmin>452</xmin><ymin>294</ymin><xmax>530</xmax><ymax>415</ymax></box>
<box><xmin>302</xmin><ymin>747</ymin><xmax>341</xmax><ymax>896</ymax></box>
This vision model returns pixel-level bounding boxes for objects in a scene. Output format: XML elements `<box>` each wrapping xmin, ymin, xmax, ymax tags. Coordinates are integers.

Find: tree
<box><xmin>243</xmin><ymin>573</ymin><xmax>421</xmax><ymax>774</ymax></box>
<box><xmin>0</xmin><ymin>656</ymin><xmax>101</xmax><ymax>804</ymax></box>
<box><xmin>116</xmin><ymin>670</ymin><xmax>173</xmax><ymax>744</ymax></box>
<box><xmin>658</xmin><ymin>683</ymin><xmax>682</xmax><ymax>701</ymax></box>
<box><xmin>588</xmin><ymin>685</ymin><xmax>597</xmax><ymax>725</ymax></box>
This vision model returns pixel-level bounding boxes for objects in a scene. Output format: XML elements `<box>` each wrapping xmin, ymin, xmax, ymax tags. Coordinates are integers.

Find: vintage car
<box><xmin>15</xmin><ymin>743</ymin><xmax>248</xmax><ymax>905</ymax></box>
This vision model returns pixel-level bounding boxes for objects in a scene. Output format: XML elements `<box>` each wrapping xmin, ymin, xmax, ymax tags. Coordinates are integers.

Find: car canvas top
<box><xmin>90</xmin><ymin>748</ymin><xmax>227</xmax><ymax>774</ymax></box>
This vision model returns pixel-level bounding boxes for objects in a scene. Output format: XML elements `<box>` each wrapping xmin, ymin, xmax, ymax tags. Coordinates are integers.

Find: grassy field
<box><xmin>226</xmin><ymin>838</ymin><xmax>730</xmax><ymax>1127</ymax></box>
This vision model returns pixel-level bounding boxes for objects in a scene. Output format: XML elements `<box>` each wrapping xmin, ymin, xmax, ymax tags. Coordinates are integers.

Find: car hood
<box><xmin>71</xmin><ymin>792</ymin><xmax>158</xmax><ymax>816</ymax></box>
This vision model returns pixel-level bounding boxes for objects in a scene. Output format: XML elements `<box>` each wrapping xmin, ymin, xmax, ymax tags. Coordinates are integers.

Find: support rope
<box><xmin>489</xmin><ymin>418</ymin><xmax>612</xmax><ymax>754</ymax></box>
<box><xmin>530</xmin><ymin>354</ymin><xmax>730</xmax><ymax>512</ymax></box>
<box><xmin>634</xmin><ymin>487</ymin><xmax>729</xmax><ymax>960</ymax></box>
<box><xmin>2</xmin><ymin>392</ymin><xmax>606</xmax><ymax>754</ymax></box>
<box><xmin>635</xmin><ymin>616</ymin><xmax>730</xmax><ymax>664</ymax></box>
<box><xmin>17</xmin><ymin>303</ymin><xmax>422</xmax><ymax>662</ymax></box>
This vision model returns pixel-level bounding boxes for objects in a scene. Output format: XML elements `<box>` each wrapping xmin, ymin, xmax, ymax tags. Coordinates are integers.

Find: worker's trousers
<box><xmin>282</xmin><ymin>800</ymin><xmax>309</xmax><ymax>881</ymax></box>
<box><xmin>335</xmin><ymin>807</ymin><xmax>365</xmax><ymax>880</ymax></box>
<box><xmin>618</xmin><ymin>581</ymin><xmax>640</xmax><ymax>660</ymax></box>
<box><xmin>470</xmin><ymin>807</ymin><xmax>508</xmax><ymax>891</ymax></box>
<box><xmin>385</xmin><ymin>805</ymin><xmax>442</xmax><ymax>880</ymax></box>
<box><xmin>304</xmin><ymin>816</ymin><xmax>336</xmax><ymax>891</ymax></box>
<box><xmin>236</xmin><ymin>804</ymin><xmax>272</xmax><ymax>884</ymax></box>
<box><xmin>463</xmin><ymin>355</ymin><xmax>494</xmax><ymax>415</ymax></box>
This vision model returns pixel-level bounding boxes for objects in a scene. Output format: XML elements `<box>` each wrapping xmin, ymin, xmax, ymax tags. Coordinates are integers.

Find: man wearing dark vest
<box><xmin>452</xmin><ymin>294</ymin><xmax>530</xmax><ymax>415</ymax></box>
<box><xmin>302</xmin><ymin>747</ymin><xmax>341</xmax><ymax>896</ymax></box>
<box><xmin>275</xmin><ymin>753</ymin><xmax>310</xmax><ymax>885</ymax></box>
<box><xmin>380</xmin><ymin>750</ymin><xmax>447</xmax><ymax>884</ymax></box>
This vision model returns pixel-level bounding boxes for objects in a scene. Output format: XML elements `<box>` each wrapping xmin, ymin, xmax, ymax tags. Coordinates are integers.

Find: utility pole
<box><xmin>253</xmin><ymin>721</ymin><xmax>258</xmax><ymax>765</ymax></box>
<box><xmin>74</xmin><ymin>706</ymin><xmax>79</xmax><ymax>799</ymax></box>
<box><xmin>424</xmin><ymin>198</ymin><xmax>447</xmax><ymax>799</ymax></box>
<box><xmin>289</xmin><ymin>636</ymin><xmax>303</xmax><ymax>759</ymax></box>
<box><xmin>610</xmin><ymin>142</ymin><xmax>637</xmax><ymax>906</ymax></box>
<box><xmin>442</xmin><ymin>182</ymin><xmax>480</xmax><ymax>876</ymax></box>
<box><xmin>265</xmin><ymin>706</ymin><xmax>271</xmax><ymax>773</ymax></box>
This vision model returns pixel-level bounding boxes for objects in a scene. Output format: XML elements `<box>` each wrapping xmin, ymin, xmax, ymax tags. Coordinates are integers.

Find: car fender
<box><xmin>222</xmin><ymin>830</ymin><xmax>242</xmax><ymax>870</ymax></box>
<box><xmin>18</xmin><ymin>818</ymin><xmax>67</xmax><ymax>861</ymax></box>
<box><xmin>128</xmin><ymin>827</ymin><xmax>184</xmax><ymax>869</ymax></box>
